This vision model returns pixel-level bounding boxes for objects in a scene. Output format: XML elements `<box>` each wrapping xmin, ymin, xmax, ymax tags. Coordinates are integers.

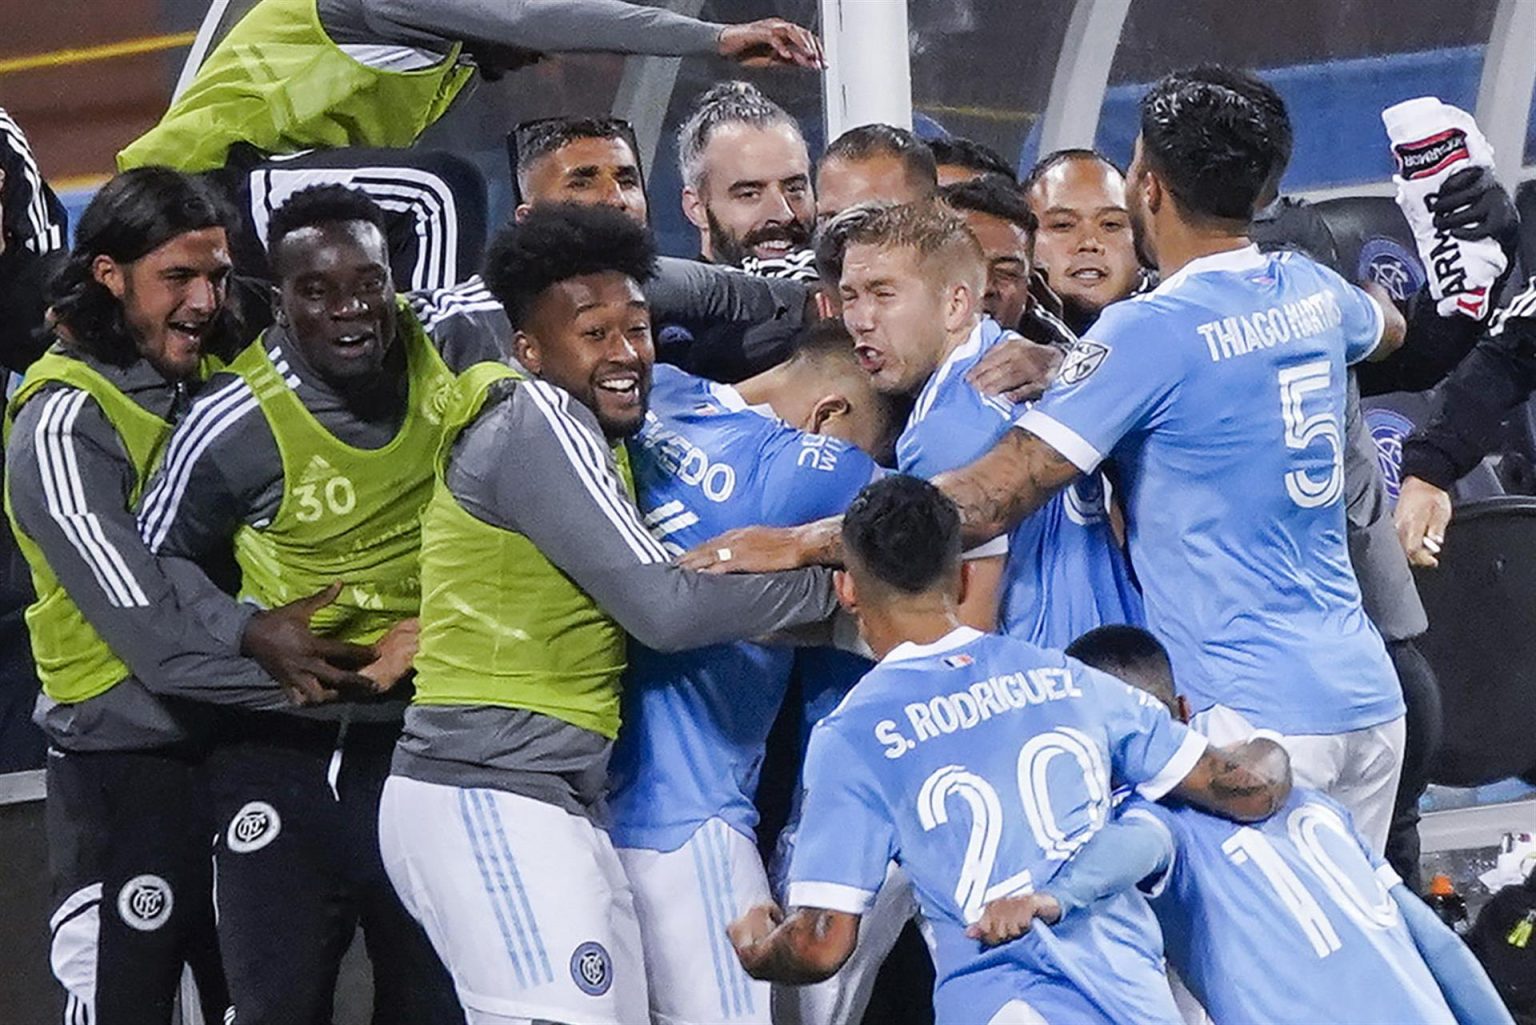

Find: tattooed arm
<box><xmin>680</xmin><ymin>427</ymin><xmax>1079</xmax><ymax>572</ymax></box>
<box><xmin>728</xmin><ymin>902</ymin><xmax>861</xmax><ymax>984</ymax></box>
<box><xmin>1168</xmin><ymin>736</ymin><xmax>1292</xmax><ymax>822</ymax></box>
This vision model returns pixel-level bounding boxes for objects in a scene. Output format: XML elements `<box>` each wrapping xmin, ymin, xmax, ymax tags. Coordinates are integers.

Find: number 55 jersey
<box><xmin>1018</xmin><ymin>246</ymin><xmax>1401</xmax><ymax>737</ymax></box>
<box><xmin>785</xmin><ymin>627</ymin><xmax>1208</xmax><ymax>1025</ymax></box>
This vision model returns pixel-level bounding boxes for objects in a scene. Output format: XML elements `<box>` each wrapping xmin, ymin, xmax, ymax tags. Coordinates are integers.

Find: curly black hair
<box><xmin>482</xmin><ymin>203</ymin><xmax>657</xmax><ymax>328</ymax></box>
<box><xmin>1138</xmin><ymin>66</ymin><xmax>1292</xmax><ymax>223</ymax></box>
<box><xmin>266</xmin><ymin>183</ymin><xmax>388</xmax><ymax>267</ymax></box>
<box><xmin>842</xmin><ymin>475</ymin><xmax>962</xmax><ymax>595</ymax></box>
<box><xmin>48</xmin><ymin>166</ymin><xmax>244</xmax><ymax>366</ymax></box>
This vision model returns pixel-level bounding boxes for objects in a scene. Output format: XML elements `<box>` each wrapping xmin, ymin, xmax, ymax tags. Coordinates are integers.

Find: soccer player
<box><xmin>1038</xmin><ymin>625</ymin><xmax>1513</xmax><ymax>1025</ymax></box>
<box><xmin>839</xmin><ymin>202</ymin><xmax>1141</xmax><ymax>642</ymax></box>
<box><xmin>4</xmin><ymin>168</ymin><xmax>379</xmax><ymax>1024</ymax></box>
<box><xmin>1022</xmin><ymin>149</ymin><xmax>1145</xmax><ymax>335</ymax></box>
<box><xmin>608</xmin><ymin>320</ymin><xmax>898</xmax><ymax>1025</ymax></box>
<box><xmin>815</xmin><ymin>124</ymin><xmax>938</xmax><ymax>225</ymax></box>
<box><xmin>678</xmin><ymin>81</ymin><xmax>816</xmax><ymax>270</ymax></box>
<box><xmin>375</xmin><ymin>204</ymin><xmax>843</xmax><ymax>1025</ymax></box>
<box><xmin>689</xmin><ymin>67</ymin><xmax>1412</xmax><ymax>856</ymax></box>
<box><xmin>135</xmin><ymin>184</ymin><xmax>502</xmax><ymax>1022</ymax></box>
<box><xmin>729</xmin><ymin>475</ymin><xmax>1291</xmax><ymax>1025</ymax></box>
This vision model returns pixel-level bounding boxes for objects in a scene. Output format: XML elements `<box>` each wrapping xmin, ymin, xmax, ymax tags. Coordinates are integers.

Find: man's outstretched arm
<box><xmin>681</xmin><ymin>427</ymin><xmax>1079</xmax><ymax>573</ymax></box>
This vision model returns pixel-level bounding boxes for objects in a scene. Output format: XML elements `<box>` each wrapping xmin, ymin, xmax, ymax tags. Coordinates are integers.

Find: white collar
<box><xmin>1155</xmin><ymin>243</ymin><xmax>1266</xmax><ymax>295</ymax></box>
<box><xmin>881</xmin><ymin>626</ymin><xmax>985</xmax><ymax>665</ymax></box>
<box><xmin>707</xmin><ymin>380</ymin><xmax>776</xmax><ymax>420</ymax></box>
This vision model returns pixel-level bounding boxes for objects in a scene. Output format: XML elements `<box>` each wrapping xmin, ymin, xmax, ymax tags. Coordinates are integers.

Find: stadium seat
<box><xmin>1412</xmin><ymin>496</ymin><xmax>1536</xmax><ymax>786</ymax></box>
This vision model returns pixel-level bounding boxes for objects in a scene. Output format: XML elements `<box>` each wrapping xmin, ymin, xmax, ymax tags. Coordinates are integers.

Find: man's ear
<box><xmin>514</xmin><ymin>203</ymin><xmax>533</xmax><ymax>223</ymax></box>
<box><xmin>956</xmin><ymin>559</ymin><xmax>972</xmax><ymax>609</ymax></box>
<box><xmin>944</xmin><ymin>279</ymin><xmax>976</xmax><ymax>333</ymax></box>
<box><xmin>814</xmin><ymin>287</ymin><xmax>838</xmax><ymax>320</ymax></box>
<box><xmin>1144</xmin><ymin>170</ymin><xmax>1164</xmax><ymax>218</ymax></box>
<box><xmin>681</xmin><ymin>186</ymin><xmax>710</xmax><ymax>235</ymax></box>
<box><xmin>833</xmin><ymin>568</ymin><xmax>857</xmax><ymax>613</ymax></box>
<box><xmin>808</xmin><ymin>393</ymin><xmax>851</xmax><ymax>436</ymax></box>
<box><xmin>92</xmin><ymin>254</ymin><xmax>126</xmax><ymax>299</ymax></box>
<box><xmin>269</xmin><ymin>284</ymin><xmax>286</xmax><ymax>326</ymax></box>
<box><xmin>512</xmin><ymin>330</ymin><xmax>541</xmax><ymax>375</ymax></box>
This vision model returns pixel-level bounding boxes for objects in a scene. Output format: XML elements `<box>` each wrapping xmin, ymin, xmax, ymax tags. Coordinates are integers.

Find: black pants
<box><xmin>205</xmin><ymin>713</ymin><xmax>463</xmax><ymax>1025</ymax></box>
<box><xmin>1384</xmin><ymin>638</ymin><xmax>1443</xmax><ymax>894</ymax></box>
<box><xmin>46</xmin><ymin>745</ymin><xmax>229</xmax><ymax>1025</ymax></box>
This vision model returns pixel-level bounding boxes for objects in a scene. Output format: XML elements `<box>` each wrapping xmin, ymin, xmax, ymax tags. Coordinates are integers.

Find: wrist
<box><xmin>798</xmin><ymin>518</ymin><xmax>844</xmax><ymax>567</ymax></box>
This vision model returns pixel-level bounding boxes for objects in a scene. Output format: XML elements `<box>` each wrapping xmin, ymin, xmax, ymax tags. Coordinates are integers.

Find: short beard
<box><xmin>705</xmin><ymin>205</ymin><xmax>811</xmax><ymax>268</ymax></box>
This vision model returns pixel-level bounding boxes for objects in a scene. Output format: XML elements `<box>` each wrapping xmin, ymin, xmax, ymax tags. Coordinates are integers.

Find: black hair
<box><xmin>266</xmin><ymin>183</ymin><xmax>388</xmax><ymax>268</ymax></box>
<box><xmin>482</xmin><ymin>203</ymin><xmax>657</xmax><ymax>329</ymax></box>
<box><xmin>1020</xmin><ymin>148</ymin><xmax>1124</xmax><ymax>198</ymax></box>
<box><xmin>928</xmin><ymin>136</ymin><xmax>1015</xmax><ymax>182</ymax></box>
<box><xmin>1138</xmin><ymin>65</ymin><xmax>1291</xmax><ymax>223</ymax></box>
<box><xmin>1064</xmin><ymin>625</ymin><xmax>1177</xmax><ymax>705</ymax></box>
<box><xmin>513</xmin><ymin>116</ymin><xmax>640</xmax><ymax>196</ymax></box>
<box><xmin>842</xmin><ymin>475</ymin><xmax>962</xmax><ymax>594</ymax></box>
<box><xmin>940</xmin><ymin>174</ymin><xmax>1034</xmax><ymax>232</ymax></box>
<box><xmin>49</xmin><ymin>166</ymin><xmax>243</xmax><ymax>366</ymax></box>
<box><xmin>821</xmin><ymin>124</ymin><xmax>938</xmax><ymax>195</ymax></box>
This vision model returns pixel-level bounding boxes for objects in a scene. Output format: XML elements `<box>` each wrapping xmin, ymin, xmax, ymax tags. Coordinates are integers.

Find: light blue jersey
<box><xmin>1021</xmin><ymin>245</ymin><xmax>1402</xmax><ymax>735</ymax></box>
<box><xmin>1123</xmin><ymin>789</ymin><xmax>1455</xmax><ymax>1024</ymax></box>
<box><xmin>607</xmin><ymin>364</ymin><xmax>878</xmax><ymax>852</ymax></box>
<box><xmin>898</xmin><ymin>318</ymin><xmax>1144</xmax><ymax>648</ymax></box>
<box><xmin>787</xmin><ymin>627</ymin><xmax>1206</xmax><ymax>1025</ymax></box>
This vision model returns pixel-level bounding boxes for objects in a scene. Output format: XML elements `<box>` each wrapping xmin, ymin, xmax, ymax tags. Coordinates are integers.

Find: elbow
<box><xmin>620</xmin><ymin>604</ymin><xmax>694</xmax><ymax>653</ymax></box>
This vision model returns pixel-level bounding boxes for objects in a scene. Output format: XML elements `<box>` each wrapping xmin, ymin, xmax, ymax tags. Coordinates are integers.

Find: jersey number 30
<box><xmin>1278</xmin><ymin>361</ymin><xmax>1344</xmax><ymax>509</ymax></box>
<box><xmin>917</xmin><ymin>728</ymin><xmax>1111</xmax><ymax>923</ymax></box>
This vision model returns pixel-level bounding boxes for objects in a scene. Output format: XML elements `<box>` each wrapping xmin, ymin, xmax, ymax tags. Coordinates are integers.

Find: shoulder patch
<box><xmin>1057</xmin><ymin>341</ymin><xmax>1109</xmax><ymax>385</ymax></box>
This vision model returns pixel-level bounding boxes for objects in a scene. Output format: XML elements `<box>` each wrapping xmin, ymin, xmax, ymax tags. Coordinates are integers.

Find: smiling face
<box><xmin>515</xmin><ymin>271</ymin><xmax>654</xmax><ymax>439</ymax></box>
<box><xmin>684</xmin><ymin>121</ymin><xmax>814</xmax><ymax>265</ymax></box>
<box><xmin>839</xmin><ymin>242</ymin><xmax>953</xmax><ymax>397</ymax></box>
<box><xmin>272</xmin><ymin>220</ymin><xmax>397</xmax><ymax>385</ymax></box>
<box><xmin>520</xmin><ymin>135</ymin><xmax>648</xmax><ymax>225</ymax></box>
<box><xmin>92</xmin><ymin>226</ymin><xmax>232</xmax><ymax>381</ymax></box>
<box><xmin>1026</xmin><ymin>156</ymin><xmax>1141</xmax><ymax>319</ymax></box>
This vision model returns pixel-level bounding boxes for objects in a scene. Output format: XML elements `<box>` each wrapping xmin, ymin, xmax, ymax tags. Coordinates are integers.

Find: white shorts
<box><xmin>377</xmin><ymin>775</ymin><xmax>647</xmax><ymax>1025</ymax></box>
<box><xmin>1193</xmin><ymin>705</ymin><xmax>1407</xmax><ymax>857</ymax></box>
<box><xmin>772</xmin><ymin>861</ymin><xmax>920</xmax><ymax>1025</ymax></box>
<box><xmin>617</xmin><ymin>818</ymin><xmax>771</xmax><ymax>1025</ymax></box>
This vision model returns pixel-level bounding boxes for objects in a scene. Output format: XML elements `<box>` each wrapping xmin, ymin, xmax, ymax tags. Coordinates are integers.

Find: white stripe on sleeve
<box><xmin>137</xmin><ymin>378</ymin><xmax>259</xmax><ymax>552</ymax></box>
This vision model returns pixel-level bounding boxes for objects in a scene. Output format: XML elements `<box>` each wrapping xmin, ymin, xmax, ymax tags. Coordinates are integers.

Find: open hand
<box><xmin>680</xmin><ymin>525</ymin><xmax>815</xmax><ymax>574</ymax></box>
<box><xmin>241</xmin><ymin>582</ymin><xmax>377</xmax><ymax>706</ymax></box>
<box><xmin>718</xmin><ymin>19</ymin><xmax>824</xmax><ymax>69</ymax></box>
<box><xmin>966</xmin><ymin>893</ymin><xmax>1062</xmax><ymax>947</ymax></box>
<box><xmin>1395</xmin><ymin>475</ymin><xmax>1453</xmax><ymax>568</ymax></box>
<box><xmin>360</xmin><ymin>618</ymin><xmax>420</xmax><ymax>694</ymax></box>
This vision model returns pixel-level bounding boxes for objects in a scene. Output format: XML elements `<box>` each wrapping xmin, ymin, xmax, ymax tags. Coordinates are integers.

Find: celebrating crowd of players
<box><xmin>0</xmin><ymin>2</ymin><xmax>1529</xmax><ymax>1023</ymax></box>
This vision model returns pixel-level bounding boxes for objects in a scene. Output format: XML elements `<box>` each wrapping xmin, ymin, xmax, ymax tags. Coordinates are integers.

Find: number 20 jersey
<box><xmin>787</xmin><ymin>627</ymin><xmax>1207</xmax><ymax>1024</ymax></box>
<box><xmin>1020</xmin><ymin>246</ymin><xmax>1402</xmax><ymax>736</ymax></box>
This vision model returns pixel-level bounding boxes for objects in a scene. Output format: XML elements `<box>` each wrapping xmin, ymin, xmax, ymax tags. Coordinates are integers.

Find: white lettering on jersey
<box><xmin>881</xmin><ymin>668</ymin><xmax>1084</xmax><ymax>758</ymax></box>
<box><xmin>795</xmin><ymin>434</ymin><xmax>844</xmax><ymax>472</ymax></box>
<box><xmin>1195</xmin><ymin>289</ymin><xmax>1344</xmax><ymax>363</ymax></box>
<box><xmin>634</xmin><ymin>415</ymin><xmax>737</xmax><ymax>502</ymax></box>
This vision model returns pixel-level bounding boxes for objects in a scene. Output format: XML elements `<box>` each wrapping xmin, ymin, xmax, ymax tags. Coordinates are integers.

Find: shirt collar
<box><xmin>881</xmin><ymin>626</ymin><xmax>985</xmax><ymax>665</ymax></box>
<box><xmin>1155</xmin><ymin>243</ymin><xmax>1266</xmax><ymax>295</ymax></box>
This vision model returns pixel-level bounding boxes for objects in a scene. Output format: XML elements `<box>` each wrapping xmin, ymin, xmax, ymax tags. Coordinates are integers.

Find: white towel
<box><xmin>1381</xmin><ymin>97</ymin><xmax>1506</xmax><ymax>320</ymax></box>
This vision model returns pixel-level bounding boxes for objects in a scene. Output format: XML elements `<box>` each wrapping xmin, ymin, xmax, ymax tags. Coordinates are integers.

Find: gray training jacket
<box><xmin>392</xmin><ymin>373</ymin><xmax>840</xmax><ymax>819</ymax></box>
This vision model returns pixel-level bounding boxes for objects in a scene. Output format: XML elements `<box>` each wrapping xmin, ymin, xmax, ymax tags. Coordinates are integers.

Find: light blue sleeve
<box><xmin>1041</xmin><ymin>809</ymin><xmax>1175</xmax><ymax>917</ymax></box>
<box><xmin>1072</xmin><ymin>660</ymin><xmax>1208</xmax><ymax>801</ymax></box>
<box><xmin>784</xmin><ymin>722</ymin><xmax>896</xmax><ymax>914</ymax></box>
<box><xmin>1392</xmin><ymin>886</ymin><xmax>1515</xmax><ymax>1025</ymax></box>
<box><xmin>1316</xmin><ymin>264</ymin><xmax>1387</xmax><ymax>365</ymax></box>
<box><xmin>760</xmin><ymin>436</ymin><xmax>880</xmax><ymax>527</ymax></box>
<box><xmin>1017</xmin><ymin>302</ymin><xmax>1183</xmax><ymax>472</ymax></box>
<box><xmin>899</xmin><ymin>383</ymin><xmax>1015</xmax><ymax>481</ymax></box>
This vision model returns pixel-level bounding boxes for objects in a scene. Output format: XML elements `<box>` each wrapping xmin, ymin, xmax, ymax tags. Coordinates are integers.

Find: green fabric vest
<box><xmin>118</xmin><ymin>0</ymin><xmax>475</xmax><ymax>172</ymax></box>
<box><xmin>229</xmin><ymin>310</ymin><xmax>454</xmax><ymax>644</ymax></box>
<box><xmin>412</xmin><ymin>362</ymin><xmax>633</xmax><ymax>739</ymax></box>
<box><xmin>3</xmin><ymin>353</ymin><xmax>173</xmax><ymax>703</ymax></box>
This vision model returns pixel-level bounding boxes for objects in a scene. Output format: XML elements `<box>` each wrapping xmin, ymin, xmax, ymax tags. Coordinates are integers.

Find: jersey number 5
<box><xmin>1278</xmin><ymin>361</ymin><xmax>1344</xmax><ymax>509</ymax></box>
<box><xmin>917</xmin><ymin>728</ymin><xmax>1111</xmax><ymax>923</ymax></box>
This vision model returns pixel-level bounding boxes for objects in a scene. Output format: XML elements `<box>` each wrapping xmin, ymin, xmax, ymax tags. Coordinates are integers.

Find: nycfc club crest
<box><xmin>1364</xmin><ymin>407</ymin><xmax>1416</xmax><ymax>502</ymax></box>
<box><xmin>1357</xmin><ymin>238</ymin><xmax>1425</xmax><ymax>305</ymax></box>
<box><xmin>227</xmin><ymin>801</ymin><xmax>283</xmax><ymax>854</ymax></box>
<box><xmin>570</xmin><ymin>941</ymin><xmax>613</xmax><ymax>996</ymax></box>
<box><xmin>117</xmin><ymin>875</ymin><xmax>174</xmax><ymax>932</ymax></box>
<box><xmin>1058</xmin><ymin>341</ymin><xmax>1109</xmax><ymax>385</ymax></box>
